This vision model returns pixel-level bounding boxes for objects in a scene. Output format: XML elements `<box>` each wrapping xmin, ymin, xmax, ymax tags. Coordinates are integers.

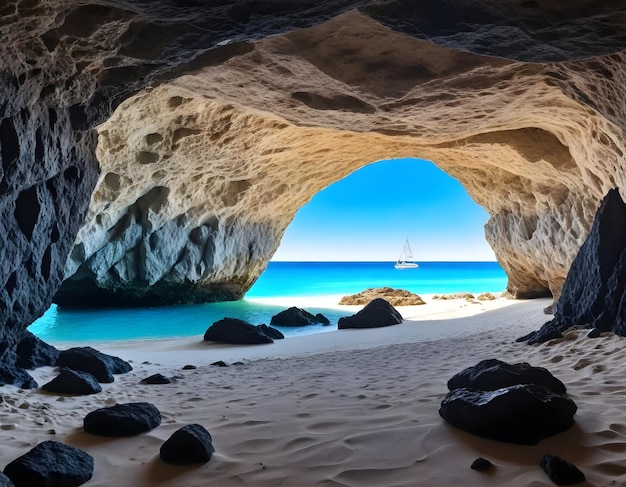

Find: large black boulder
<box><xmin>41</xmin><ymin>368</ymin><xmax>102</xmax><ymax>396</ymax></box>
<box><xmin>257</xmin><ymin>324</ymin><xmax>284</xmax><ymax>340</ymax></box>
<box><xmin>520</xmin><ymin>189</ymin><xmax>626</xmax><ymax>343</ymax></box>
<box><xmin>447</xmin><ymin>358</ymin><xmax>566</xmax><ymax>394</ymax></box>
<box><xmin>270</xmin><ymin>307</ymin><xmax>329</xmax><ymax>327</ymax></box>
<box><xmin>204</xmin><ymin>318</ymin><xmax>276</xmax><ymax>344</ymax></box>
<box><xmin>338</xmin><ymin>298</ymin><xmax>403</xmax><ymax>329</ymax></box>
<box><xmin>439</xmin><ymin>384</ymin><xmax>577</xmax><ymax>444</ymax></box>
<box><xmin>3</xmin><ymin>440</ymin><xmax>93</xmax><ymax>487</ymax></box>
<box><xmin>83</xmin><ymin>402</ymin><xmax>161</xmax><ymax>436</ymax></box>
<box><xmin>15</xmin><ymin>332</ymin><xmax>59</xmax><ymax>370</ymax></box>
<box><xmin>160</xmin><ymin>424</ymin><xmax>215</xmax><ymax>465</ymax></box>
<box><xmin>56</xmin><ymin>347</ymin><xmax>132</xmax><ymax>383</ymax></box>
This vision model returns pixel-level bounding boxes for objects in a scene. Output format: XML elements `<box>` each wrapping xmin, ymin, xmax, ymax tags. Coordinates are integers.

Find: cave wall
<box><xmin>58</xmin><ymin>10</ymin><xmax>626</xmax><ymax>305</ymax></box>
<box><xmin>1</xmin><ymin>1</ymin><xmax>626</xmax><ymax>339</ymax></box>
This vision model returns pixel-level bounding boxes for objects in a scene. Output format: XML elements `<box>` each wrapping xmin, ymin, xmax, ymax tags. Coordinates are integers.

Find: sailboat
<box><xmin>394</xmin><ymin>238</ymin><xmax>419</xmax><ymax>269</ymax></box>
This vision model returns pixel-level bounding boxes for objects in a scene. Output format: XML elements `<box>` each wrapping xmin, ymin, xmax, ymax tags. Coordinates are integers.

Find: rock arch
<box><xmin>57</xmin><ymin>10</ymin><xmax>626</xmax><ymax>305</ymax></box>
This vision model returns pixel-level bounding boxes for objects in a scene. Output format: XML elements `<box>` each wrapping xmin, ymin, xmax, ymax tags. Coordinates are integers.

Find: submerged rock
<box><xmin>3</xmin><ymin>440</ymin><xmax>93</xmax><ymax>487</ymax></box>
<box><xmin>204</xmin><ymin>318</ymin><xmax>278</xmax><ymax>344</ymax></box>
<box><xmin>338</xmin><ymin>298</ymin><xmax>403</xmax><ymax>329</ymax></box>
<box><xmin>270</xmin><ymin>307</ymin><xmax>329</xmax><ymax>327</ymax></box>
<box><xmin>339</xmin><ymin>287</ymin><xmax>425</xmax><ymax>306</ymax></box>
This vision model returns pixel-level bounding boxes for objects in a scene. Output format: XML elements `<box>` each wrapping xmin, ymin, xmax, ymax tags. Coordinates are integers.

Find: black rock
<box><xmin>439</xmin><ymin>384</ymin><xmax>577</xmax><ymax>445</ymax></box>
<box><xmin>3</xmin><ymin>440</ymin><xmax>93</xmax><ymax>487</ymax></box>
<box><xmin>470</xmin><ymin>457</ymin><xmax>493</xmax><ymax>471</ymax></box>
<box><xmin>41</xmin><ymin>368</ymin><xmax>102</xmax><ymax>395</ymax></box>
<box><xmin>447</xmin><ymin>358</ymin><xmax>566</xmax><ymax>394</ymax></box>
<box><xmin>587</xmin><ymin>327</ymin><xmax>602</xmax><ymax>338</ymax></box>
<box><xmin>257</xmin><ymin>324</ymin><xmax>284</xmax><ymax>339</ymax></box>
<box><xmin>160</xmin><ymin>424</ymin><xmax>215</xmax><ymax>465</ymax></box>
<box><xmin>520</xmin><ymin>189</ymin><xmax>626</xmax><ymax>343</ymax></box>
<box><xmin>270</xmin><ymin>307</ymin><xmax>328</xmax><ymax>327</ymax></box>
<box><xmin>315</xmin><ymin>313</ymin><xmax>330</xmax><ymax>325</ymax></box>
<box><xmin>83</xmin><ymin>402</ymin><xmax>161</xmax><ymax>436</ymax></box>
<box><xmin>15</xmin><ymin>332</ymin><xmax>59</xmax><ymax>370</ymax></box>
<box><xmin>540</xmin><ymin>454</ymin><xmax>586</xmax><ymax>485</ymax></box>
<box><xmin>211</xmin><ymin>360</ymin><xmax>228</xmax><ymax>367</ymax></box>
<box><xmin>0</xmin><ymin>472</ymin><xmax>14</xmax><ymax>487</ymax></box>
<box><xmin>204</xmin><ymin>318</ymin><xmax>273</xmax><ymax>344</ymax></box>
<box><xmin>56</xmin><ymin>347</ymin><xmax>132</xmax><ymax>383</ymax></box>
<box><xmin>338</xmin><ymin>298</ymin><xmax>403</xmax><ymax>329</ymax></box>
<box><xmin>140</xmin><ymin>373</ymin><xmax>171</xmax><ymax>384</ymax></box>
<box><xmin>0</xmin><ymin>365</ymin><xmax>37</xmax><ymax>389</ymax></box>
<box><xmin>182</xmin><ymin>365</ymin><xmax>197</xmax><ymax>370</ymax></box>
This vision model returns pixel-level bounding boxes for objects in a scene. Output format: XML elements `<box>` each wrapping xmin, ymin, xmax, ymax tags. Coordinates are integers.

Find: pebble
<box><xmin>1</xmin><ymin>424</ymin><xmax>17</xmax><ymax>430</ymax></box>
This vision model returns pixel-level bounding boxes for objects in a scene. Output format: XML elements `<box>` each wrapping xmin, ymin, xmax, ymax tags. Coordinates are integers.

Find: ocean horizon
<box><xmin>29</xmin><ymin>261</ymin><xmax>507</xmax><ymax>344</ymax></box>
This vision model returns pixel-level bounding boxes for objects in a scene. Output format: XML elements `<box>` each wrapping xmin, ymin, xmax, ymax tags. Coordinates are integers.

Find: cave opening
<box><xmin>246</xmin><ymin>157</ymin><xmax>507</xmax><ymax>299</ymax></box>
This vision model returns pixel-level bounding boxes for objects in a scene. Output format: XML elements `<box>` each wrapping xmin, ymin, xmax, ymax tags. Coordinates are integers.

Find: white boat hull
<box><xmin>394</xmin><ymin>263</ymin><xmax>419</xmax><ymax>269</ymax></box>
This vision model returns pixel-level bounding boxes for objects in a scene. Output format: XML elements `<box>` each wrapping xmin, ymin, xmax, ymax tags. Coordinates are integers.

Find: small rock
<box><xmin>586</xmin><ymin>327</ymin><xmax>602</xmax><ymax>338</ymax></box>
<box><xmin>1</xmin><ymin>424</ymin><xmax>17</xmax><ymax>431</ymax></box>
<box><xmin>140</xmin><ymin>374</ymin><xmax>171</xmax><ymax>384</ymax></box>
<box><xmin>182</xmin><ymin>365</ymin><xmax>197</xmax><ymax>370</ymax></box>
<box><xmin>160</xmin><ymin>424</ymin><xmax>215</xmax><ymax>465</ymax></box>
<box><xmin>204</xmin><ymin>318</ymin><xmax>274</xmax><ymax>344</ymax></box>
<box><xmin>540</xmin><ymin>454</ymin><xmax>586</xmax><ymax>485</ymax></box>
<box><xmin>338</xmin><ymin>298</ymin><xmax>403</xmax><ymax>329</ymax></box>
<box><xmin>477</xmin><ymin>292</ymin><xmax>497</xmax><ymax>301</ymax></box>
<box><xmin>56</xmin><ymin>347</ymin><xmax>132</xmax><ymax>383</ymax></box>
<box><xmin>0</xmin><ymin>472</ymin><xmax>13</xmax><ymax>487</ymax></box>
<box><xmin>270</xmin><ymin>307</ymin><xmax>329</xmax><ymax>327</ymax></box>
<box><xmin>470</xmin><ymin>457</ymin><xmax>493</xmax><ymax>471</ymax></box>
<box><xmin>211</xmin><ymin>361</ymin><xmax>228</xmax><ymax>367</ymax></box>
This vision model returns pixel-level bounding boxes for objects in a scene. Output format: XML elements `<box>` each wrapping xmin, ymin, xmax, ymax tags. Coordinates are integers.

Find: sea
<box><xmin>29</xmin><ymin>261</ymin><xmax>507</xmax><ymax>344</ymax></box>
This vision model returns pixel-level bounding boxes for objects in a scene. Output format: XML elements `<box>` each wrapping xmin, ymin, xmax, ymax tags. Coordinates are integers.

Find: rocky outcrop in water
<box><xmin>3</xmin><ymin>2</ymin><xmax>626</xmax><ymax>372</ymax></box>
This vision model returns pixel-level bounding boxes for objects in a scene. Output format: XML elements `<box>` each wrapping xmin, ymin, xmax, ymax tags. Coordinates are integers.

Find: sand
<box><xmin>1</xmin><ymin>294</ymin><xmax>623</xmax><ymax>486</ymax></box>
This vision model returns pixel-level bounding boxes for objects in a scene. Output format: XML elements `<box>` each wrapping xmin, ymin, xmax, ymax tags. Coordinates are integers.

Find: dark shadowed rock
<box><xmin>140</xmin><ymin>373</ymin><xmax>171</xmax><ymax>384</ymax></box>
<box><xmin>447</xmin><ymin>358</ymin><xmax>566</xmax><ymax>394</ymax></box>
<box><xmin>160</xmin><ymin>424</ymin><xmax>215</xmax><ymax>465</ymax></box>
<box><xmin>0</xmin><ymin>365</ymin><xmax>37</xmax><ymax>389</ymax></box>
<box><xmin>338</xmin><ymin>298</ymin><xmax>403</xmax><ymax>329</ymax></box>
<box><xmin>439</xmin><ymin>384</ymin><xmax>577</xmax><ymax>444</ymax></box>
<box><xmin>211</xmin><ymin>360</ymin><xmax>228</xmax><ymax>367</ymax></box>
<box><xmin>470</xmin><ymin>457</ymin><xmax>493</xmax><ymax>471</ymax></box>
<box><xmin>41</xmin><ymin>368</ymin><xmax>102</xmax><ymax>396</ymax></box>
<box><xmin>587</xmin><ymin>327</ymin><xmax>602</xmax><ymax>338</ymax></box>
<box><xmin>257</xmin><ymin>324</ymin><xmax>284</xmax><ymax>339</ymax></box>
<box><xmin>182</xmin><ymin>364</ymin><xmax>197</xmax><ymax>370</ymax></box>
<box><xmin>204</xmin><ymin>318</ymin><xmax>274</xmax><ymax>344</ymax></box>
<box><xmin>0</xmin><ymin>472</ymin><xmax>13</xmax><ymax>487</ymax></box>
<box><xmin>520</xmin><ymin>189</ymin><xmax>626</xmax><ymax>343</ymax></box>
<box><xmin>270</xmin><ymin>307</ymin><xmax>329</xmax><ymax>327</ymax></box>
<box><xmin>540</xmin><ymin>455</ymin><xmax>586</xmax><ymax>485</ymax></box>
<box><xmin>15</xmin><ymin>332</ymin><xmax>59</xmax><ymax>370</ymax></box>
<box><xmin>3</xmin><ymin>440</ymin><xmax>93</xmax><ymax>487</ymax></box>
<box><xmin>83</xmin><ymin>402</ymin><xmax>161</xmax><ymax>437</ymax></box>
<box><xmin>56</xmin><ymin>347</ymin><xmax>132</xmax><ymax>383</ymax></box>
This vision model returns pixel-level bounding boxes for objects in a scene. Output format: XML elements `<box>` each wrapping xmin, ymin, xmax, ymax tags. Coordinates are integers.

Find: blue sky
<box><xmin>271</xmin><ymin>158</ymin><xmax>496</xmax><ymax>262</ymax></box>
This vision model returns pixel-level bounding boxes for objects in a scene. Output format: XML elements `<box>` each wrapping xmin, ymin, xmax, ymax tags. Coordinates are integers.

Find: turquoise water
<box><xmin>29</xmin><ymin>261</ymin><xmax>507</xmax><ymax>344</ymax></box>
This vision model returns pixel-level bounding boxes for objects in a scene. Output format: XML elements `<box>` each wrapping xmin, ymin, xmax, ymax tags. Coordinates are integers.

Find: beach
<box><xmin>2</xmin><ymin>295</ymin><xmax>622</xmax><ymax>486</ymax></box>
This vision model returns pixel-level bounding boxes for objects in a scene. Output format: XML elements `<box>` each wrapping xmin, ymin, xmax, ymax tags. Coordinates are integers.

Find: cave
<box><xmin>2</xmin><ymin>0</ymin><xmax>625</xmax><ymax>353</ymax></box>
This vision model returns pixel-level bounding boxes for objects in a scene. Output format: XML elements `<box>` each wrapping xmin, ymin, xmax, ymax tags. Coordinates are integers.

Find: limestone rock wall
<box><xmin>57</xmin><ymin>10</ymin><xmax>626</xmax><ymax>305</ymax></box>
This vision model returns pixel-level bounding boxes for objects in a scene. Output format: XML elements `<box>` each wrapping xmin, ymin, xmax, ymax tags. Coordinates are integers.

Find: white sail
<box><xmin>394</xmin><ymin>239</ymin><xmax>419</xmax><ymax>269</ymax></box>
